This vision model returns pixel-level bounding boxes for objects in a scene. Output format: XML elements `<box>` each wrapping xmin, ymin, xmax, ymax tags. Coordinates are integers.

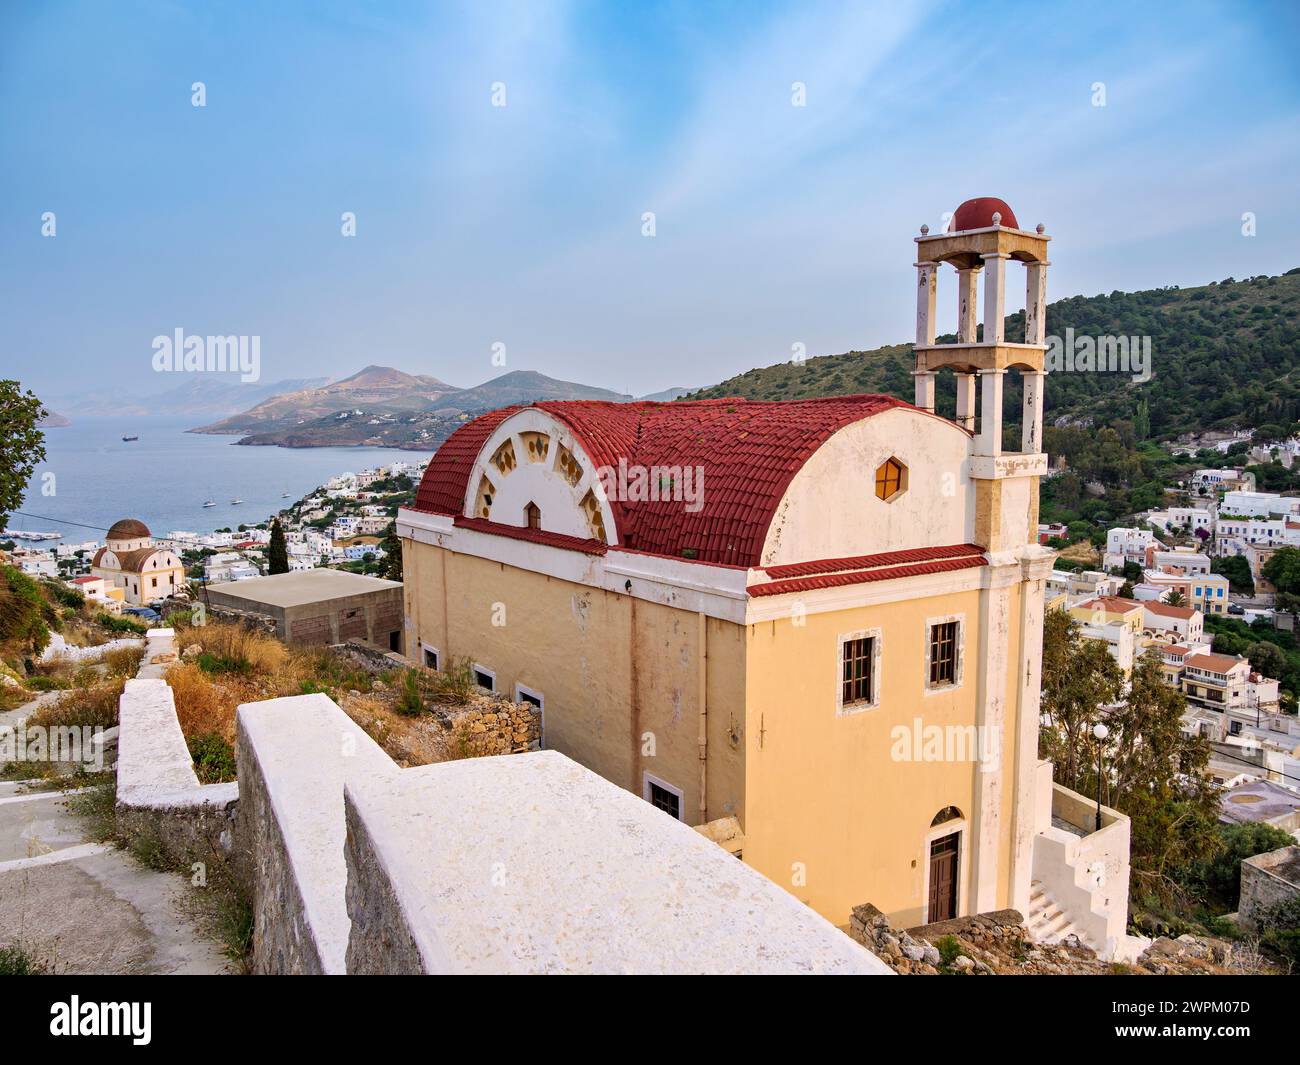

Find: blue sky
<box><xmin>2</xmin><ymin>0</ymin><xmax>1298</xmax><ymax>402</ymax></box>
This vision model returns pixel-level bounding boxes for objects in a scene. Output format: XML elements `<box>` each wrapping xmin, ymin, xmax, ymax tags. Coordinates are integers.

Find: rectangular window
<box><xmin>649</xmin><ymin>782</ymin><xmax>680</xmax><ymax>819</ymax></box>
<box><xmin>473</xmin><ymin>665</ymin><xmax>495</xmax><ymax>692</ymax></box>
<box><xmin>643</xmin><ymin>773</ymin><xmax>683</xmax><ymax>821</ymax></box>
<box><xmin>929</xmin><ymin>621</ymin><xmax>959</xmax><ymax>687</ymax></box>
<box><xmin>423</xmin><ymin>646</ymin><xmax>439</xmax><ymax>671</ymax></box>
<box><xmin>841</xmin><ymin>637</ymin><xmax>875</xmax><ymax>707</ymax></box>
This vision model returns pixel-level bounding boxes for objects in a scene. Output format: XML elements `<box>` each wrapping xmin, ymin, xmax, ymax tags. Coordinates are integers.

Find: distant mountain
<box><xmin>425</xmin><ymin>370</ymin><xmax>631</xmax><ymax>411</ymax></box>
<box><xmin>53</xmin><ymin>375</ymin><xmax>329</xmax><ymax>420</ymax></box>
<box><xmin>216</xmin><ymin>367</ymin><xmax>636</xmax><ymax>450</ymax></box>
<box><xmin>37</xmin><ymin>410</ymin><xmax>71</xmax><ymax>428</ymax></box>
<box><xmin>638</xmin><ymin>386</ymin><xmax>693</xmax><ymax>402</ymax></box>
<box><xmin>190</xmin><ymin>365</ymin><xmax>458</xmax><ymax>435</ymax></box>
<box><xmin>689</xmin><ymin>268</ymin><xmax>1300</xmax><ymax>442</ymax></box>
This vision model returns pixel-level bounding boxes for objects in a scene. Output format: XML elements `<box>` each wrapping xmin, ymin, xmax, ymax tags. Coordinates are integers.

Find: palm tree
<box><xmin>1165</xmin><ymin>589</ymin><xmax>1187</xmax><ymax>608</ymax></box>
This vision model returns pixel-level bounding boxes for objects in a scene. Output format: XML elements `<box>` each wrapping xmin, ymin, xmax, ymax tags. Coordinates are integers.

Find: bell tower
<box><xmin>912</xmin><ymin>197</ymin><xmax>1050</xmax><ymax>551</ymax></box>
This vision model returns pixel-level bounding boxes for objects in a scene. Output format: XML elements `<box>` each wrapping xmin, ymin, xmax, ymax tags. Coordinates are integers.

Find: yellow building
<box><xmin>398</xmin><ymin>198</ymin><xmax>1130</xmax><ymax>943</ymax></box>
<box><xmin>91</xmin><ymin>518</ymin><xmax>185</xmax><ymax>607</ymax></box>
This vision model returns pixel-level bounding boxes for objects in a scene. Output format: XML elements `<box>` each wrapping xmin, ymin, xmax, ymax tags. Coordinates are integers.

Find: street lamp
<box><xmin>1092</xmin><ymin>722</ymin><xmax>1109</xmax><ymax>832</ymax></box>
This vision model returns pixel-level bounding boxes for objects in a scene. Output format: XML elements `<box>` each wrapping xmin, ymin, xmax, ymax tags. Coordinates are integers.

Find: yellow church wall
<box><xmin>741</xmin><ymin>581</ymin><xmax>1027</xmax><ymax>929</ymax></box>
<box><xmin>402</xmin><ymin>539</ymin><xmax>747</xmax><ymax>826</ymax></box>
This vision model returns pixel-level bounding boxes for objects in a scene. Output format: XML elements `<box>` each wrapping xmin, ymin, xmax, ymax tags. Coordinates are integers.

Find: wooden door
<box><xmin>928</xmin><ymin>832</ymin><xmax>959</xmax><ymax>923</ymax></box>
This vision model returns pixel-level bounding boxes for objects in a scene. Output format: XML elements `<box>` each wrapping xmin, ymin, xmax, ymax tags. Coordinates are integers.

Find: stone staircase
<box><xmin>1027</xmin><ymin>880</ymin><xmax>1095</xmax><ymax>951</ymax></box>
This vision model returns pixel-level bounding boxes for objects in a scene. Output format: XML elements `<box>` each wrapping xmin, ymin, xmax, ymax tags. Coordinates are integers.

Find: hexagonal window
<box><xmin>874</xmin><ymin>457</ymin><xmax>907</xmax><ymax>501</ymax></box>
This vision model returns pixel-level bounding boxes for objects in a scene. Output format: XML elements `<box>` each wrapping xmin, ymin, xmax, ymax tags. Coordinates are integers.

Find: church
<box><xmin>397</xmin><ymin>199</ymin><xmax>1138</xmax><ymax>956</ymax></box>
<box><xmin>91</xmin><ymin>518</ymin><xmax>185</xmax><ymax>607</ymax></box>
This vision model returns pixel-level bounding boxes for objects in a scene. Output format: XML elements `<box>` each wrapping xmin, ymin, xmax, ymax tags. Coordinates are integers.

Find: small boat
<box><xmin>122</xmin><ymin>435</ymin><xmax>139</xmax><ymax>442</ymax></box>
<box><xmin>281</xmin><ymin>491</ymin><xmax>290</xmax><ymax>498</ymax></box>
<box><xmin>230</xmin><ymin>499</ymin><xmax>244</xmax><ymax>505</ymax></box>
<box><xmin>202</xmin><ymin>500</ymin><xmax>216</xmax><ymax>508</ymax></box>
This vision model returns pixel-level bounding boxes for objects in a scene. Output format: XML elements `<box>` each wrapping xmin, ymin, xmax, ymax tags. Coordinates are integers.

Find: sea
<box><xmin>12</xmin><ymin>416</ymin><xmax>436</xmax><ymax>544</ymax></box>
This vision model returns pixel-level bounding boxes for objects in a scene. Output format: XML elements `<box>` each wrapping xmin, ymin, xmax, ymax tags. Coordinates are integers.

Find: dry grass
<box><xmin>159</xmin><ymin>621</ymin><xmax>492</xmax><ymax>772</ymax></box>
<box><xmin>28</xmin><ymin>676</ymin><xmax>126</xmax><ymax>731</ymax></box>
<box><xmin>102</xmin><ymin>644</ymin><xmax>146</xmax><ymax>677</ymax></box>
<box><xmin>166</xmin><ymin>662</ymin><xmax>252</xmax><ymax>745</ymax></box>
<box><xmin>179</xmin><ymin>622</ymin><xmax>289</xmax><ymax>677</ymax></box>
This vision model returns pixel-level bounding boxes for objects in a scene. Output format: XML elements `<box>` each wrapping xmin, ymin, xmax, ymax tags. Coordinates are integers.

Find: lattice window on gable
<box><xmin>520</xmin><ymin>431</ymin><xmax>550</xmax><ymax>464</ymax></box>
<box><xmin>555</xmin><ymin>444</ymin><xmax>583</xmax><ymax>487</ymax></box>
<box><xmin>874</xmin><ymin>457</ymin><xmax>908</xmax><ymax>501</ymax></box>
<box><xmin>474</xmin><ymin>474</ymin><xmax>497</xmax><ymax>519</ymax></box>
<box><xmin>580</xmin><ymin>488</ymin><xmax>606</xmax><ymax>541</ymax></box>
<box><xmin>490</xmin><ymin>438</ymin><xmax>516</xmax><ymax>475</ymax></box>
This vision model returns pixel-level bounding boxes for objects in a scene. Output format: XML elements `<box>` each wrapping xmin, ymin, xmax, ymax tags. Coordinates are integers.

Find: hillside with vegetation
<box><xmin>691</xmin><ymin>268</ymin><xmax>1300</xmax><ymax>436</ymax></box>
<box><xmin>690</xmin><ymin>269</ymin><xmax>1300</xmax><ymax>533</ymax></box>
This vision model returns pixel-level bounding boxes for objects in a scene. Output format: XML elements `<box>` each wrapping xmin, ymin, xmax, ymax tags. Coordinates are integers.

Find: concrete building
<box><xmin>1220</xmin><ymin>490</ymin><xmax>1300</xmax><ymax>519</ymax></box>
<box><xmin>1141</xmin><ymin>602</ymin><xmax>1203</xmax><ymax>643</ymax></box>
<box><xmin>204</xmin><ymin>568</ymin><xmax>403</xmax><ymax>650</ymax></box>
<box><xmin>1191</xmin><ymin>469</ymin><xmax>1255</xmax><ymax>496</ymax></box>
<box><xmin>396</xmin><ymin>198</ymin><xmax>1141</xmax><ymax>959</ymax></box>
<box><xmin>1103</xmin><ymin>527</ymin><xmax>1156</xmax><ymax>570</ymax></box>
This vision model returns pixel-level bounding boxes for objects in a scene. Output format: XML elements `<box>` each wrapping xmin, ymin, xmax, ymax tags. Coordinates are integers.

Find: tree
<box><xmin>379</xmin><ymin>522</ymin><xmax>403</xmax><ymax>581</ymax></box>
<box><xmin>1122</xmin><ymin>560</ymin><xmax>1143</xmax><ymax>583</ymax></box>
<box><xmin>1248</xmin><ymin>640</ymin><xmax>1287</xmax><ymax>679</ymax></box>
<box><xmin>1212</xmin><ymin>554</ymin><xmax>1254</xmax><ymax>595</ymax></box>
<box><xmin>1178</xmin><ymin>822</ymin><xmax>1295</xmax><ymax>910</ymax></box>
<box><xmin>1134</xmin><ymin>398</ymin><xmax>1150</xmax><ymax>441</ymax></box>
<box><xmin>267</xmin><ymin>518</ymin><xmax>289</xmax><ymax>574</ymax></box>
<box><xmin>1166</xmin><ymin>589</ymin><xmax>1188</xmax><ymax>607</ymax></box>
<box><xmin>1039</xmin><ymin>610</ymin><xmax>1125</xmax><ymax>787</ymax></box>
<box><xmin>1262</xmin><ymin>546</ymin><xmax>1300</xmax><ymax>596</ymax></box>
<box><xmin>0</xmin><ymin>381</ymin><xmax>47</xmax><ymax>530</ymax></box>
<box><xmin>1040</xmin><ymin>616</ymin><xmax>1221</xmax><ymax>903</ymax></box>
<box><xmin>1118</xmin><ymin>580</ymin><xmax>1135</xmax><ymax>599</ymax></box>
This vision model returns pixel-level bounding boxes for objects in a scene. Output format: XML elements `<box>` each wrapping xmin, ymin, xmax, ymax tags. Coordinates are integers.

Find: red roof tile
<box><xmin>749</xmin><ymin>554</ymin><xmax>987</xmax><ymax>598</ymax></box>
<box><xmin>761</xmin><ymin>543</ymin><xmax>983</xmax><ymax>580</ymax></box>
<box><xmin>1144</xmin><ymin>602</ymin><xmax>1197</xmax><ymax>620</ymax></box>
<box><xmin>453</xmin><ymin>516</ymin><xmax>608</xmax><ymax>556</ymax></box>
<box><xmin>1185</xmin><ymin>652</ymin><xmax>1247</xmax><ymax>673</ymax></box>
<box><xmin>412</xmin><ymin>396</ymin><xmax>918</xmax><ymax>567</ymax></box>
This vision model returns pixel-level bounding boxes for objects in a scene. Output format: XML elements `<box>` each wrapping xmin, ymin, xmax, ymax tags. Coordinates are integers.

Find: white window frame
<box><xmin>420</xmin><ymin>642</ymin><xmax>441</xmax><ymax>671</ymax></box>
<box><xmin>924</xmin><ymin>613</ymin><xmax>965</xmax><ymax>694</ymax></box>
<box><xmin>472</xmin><ymin>662</ymin><xmax>496</xmax><ymax>693</ymax></box>
<box><xmin>514</xmin><ymin>683</ymin><xmax>545</xmax><ymax>748</ymax></box>
<box><xmin>642</xmin><ymin>771</ymin><xmax>684</xmax><ymax>822</ymax></box>
<box><xmin>836</xmin><ymin>628</ymin><xmax>882</xmax><ymax>716</ymax></box>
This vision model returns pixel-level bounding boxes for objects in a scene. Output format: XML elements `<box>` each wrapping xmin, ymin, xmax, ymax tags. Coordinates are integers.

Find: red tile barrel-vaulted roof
<box><xmin>412</xmin><ymin>395</ymin><xmax>916</xmax><ymax>567</ymax></box>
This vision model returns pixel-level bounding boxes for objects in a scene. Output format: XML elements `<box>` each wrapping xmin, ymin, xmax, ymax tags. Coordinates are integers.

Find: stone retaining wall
<box><xmin>115</xmin><ymin>630</ymin><xmax>238</xmax><ymax>869</ymax></box>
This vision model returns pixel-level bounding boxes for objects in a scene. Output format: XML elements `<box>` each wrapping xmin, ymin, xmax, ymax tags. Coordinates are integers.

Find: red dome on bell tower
<box><xmin>951</xmin><ymin>197</ymin><xmax>1019</xmax><ymax>232</ymax></box>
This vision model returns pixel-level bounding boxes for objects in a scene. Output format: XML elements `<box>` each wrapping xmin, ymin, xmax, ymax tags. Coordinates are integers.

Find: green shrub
<box><xmin>189</xmin><ymin>733</ymin><xmax>237</xmax><ymax>784</ymax></box>
<box><xmin>0</xmin><ymin>944</ymin><xmax>47</xmax><ymax>975</ymax></box>
<box><xmin>1259</xmin><ymin>896</ymin><xmax>1300</xmax><ymax>965</ymax></box>
<box><xmin>395</xmin><ymin>669</ymin><xmax>427</xmax><ymax>716</ymax></box>
<box><xmin>41</xmin><ymin>581</ymin><xmax>84</xmax><ymax>610</ymax></box>
<box><xmin>432</xmin><ymin>657</ymin><xmax>476</xmax><ymax>704</ymax></box>
<box><xmin>195</xmin><ymin>651</ymin><xmax>252</xmax><ymax>676</ymax></box>
<box><xmin>96</xmin><ymin>613</ymin><xmax>148</xmax><ymax>636</ymax></box>
<box><xmin>0</xmin><ymin>566</ymin><xmax>53</xmax><ymax>654</ymax></box>
<box><xmin>25</xmin><ymin>675</ymin><xmax>70</xmax><ymax>692</ymax></box>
